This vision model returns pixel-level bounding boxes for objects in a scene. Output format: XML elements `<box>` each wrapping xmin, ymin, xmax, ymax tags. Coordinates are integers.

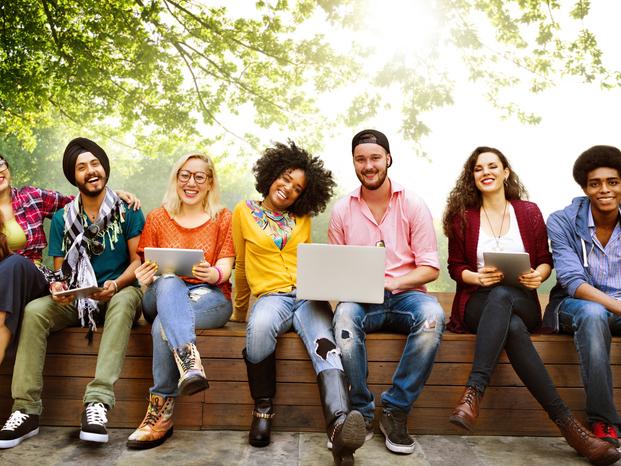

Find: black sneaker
<box><xmin>0</xmin><ymin>411</ymin><xmax>40</xmax><ymax>449</ymax></box>
<box><xmin>379</xmin><ymin>408</ymin><xmax>416</xmax><ymax>454</ymax></box>
<box><xmin>80</xmin><ymin>402</ymin><xmax>109</xmax><ymax>443</ymax></box>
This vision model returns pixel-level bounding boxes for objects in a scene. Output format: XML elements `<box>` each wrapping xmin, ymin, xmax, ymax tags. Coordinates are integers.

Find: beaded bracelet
<box><xmin>212</xmin><ymin>266</ymin><xmax>223</xmax><ymax>285</ymax></box>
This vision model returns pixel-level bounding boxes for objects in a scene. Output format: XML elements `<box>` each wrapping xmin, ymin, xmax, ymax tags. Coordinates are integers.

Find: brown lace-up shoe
<box><xmin>556</xmin><ymin>416</ymin><xmax>621</xmax><ymax>466</ymax></box>
<box><xmin>173</xmin><ymin>342</ymin><xmax>209</xmax><ymax>396</ymax></box>
<box><xmin>449</xmin><ymin>386</ymin><xmax>481</xmax><ymax>431</ymax></box>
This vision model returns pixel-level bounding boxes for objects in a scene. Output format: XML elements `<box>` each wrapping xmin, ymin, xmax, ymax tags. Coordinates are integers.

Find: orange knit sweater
<box><xmin>137</xmin><ymin>207</ymin><xmax>234</xmax><ymax>298</ymax></box>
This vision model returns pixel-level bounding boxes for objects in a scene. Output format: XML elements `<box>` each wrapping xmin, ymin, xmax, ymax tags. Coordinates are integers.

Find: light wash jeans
<box><xmin>558</xmin><ymin>297</ymin><xmax>621</xmax><ymax>427</ymax></box>
<box><xmin>245</xmin><ymin>291</ymin><xmax>342</xmax><ymax>374</ymax></box>
<box><xmin>333</xmin><ymin>290</ymin><xmax>444</xmax><ymax>420</ymax></box>
<box><xmin>142</xmin><ymin>275</ymin><xmax>232</xmax><ymax>397</ymax></box>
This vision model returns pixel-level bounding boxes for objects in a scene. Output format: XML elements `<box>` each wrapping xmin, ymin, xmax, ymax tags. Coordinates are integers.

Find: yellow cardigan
<box><xmin>232</xmin><ymin>200</ymin><xmax>311</xmax><ymax>316</ymax></box>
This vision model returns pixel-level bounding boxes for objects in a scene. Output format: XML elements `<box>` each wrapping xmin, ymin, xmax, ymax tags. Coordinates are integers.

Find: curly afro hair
<box><xmin>253</xmin><ymin>141</ymin><xmax>336</xmax><ymax>217</ymax></box>
<box><xmin>573</xmin><ymin>145</ymin><xmax>621</xmax><ymax>188</ymax></box>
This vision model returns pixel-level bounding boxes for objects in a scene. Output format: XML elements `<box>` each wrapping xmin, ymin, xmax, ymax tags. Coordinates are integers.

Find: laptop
<box><xmin>296</xmin><ymin>243</ymin><xmax>386</xmax><ymax>303</ymax></box>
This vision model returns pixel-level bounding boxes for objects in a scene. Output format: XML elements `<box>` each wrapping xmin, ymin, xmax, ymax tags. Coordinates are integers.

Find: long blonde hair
<box><xmin>162</xmin><ymin>153</ymin><xmax>224</xmax><ymax>219</ymax></box>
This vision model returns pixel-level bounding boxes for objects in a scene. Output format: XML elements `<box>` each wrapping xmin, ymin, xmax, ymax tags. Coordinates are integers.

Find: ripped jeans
<box><xmin>245</xmin><ymin>291</ymin><xmax>342</xmax><ymax>374</ymax></box>
<box><xmin>334</xmin><ymin>290</ymin><xmax>444</xmax><ymax>420</ymax></box>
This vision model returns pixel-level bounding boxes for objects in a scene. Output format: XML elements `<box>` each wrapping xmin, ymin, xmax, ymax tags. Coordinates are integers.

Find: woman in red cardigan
<box><xmin>442</xmin><ymin>147</ymin><xmax>619</xmax><ymax>466</ymax></box>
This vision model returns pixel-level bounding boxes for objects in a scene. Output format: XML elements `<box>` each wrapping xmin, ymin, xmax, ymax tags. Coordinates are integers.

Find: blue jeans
<box><xmin>142</xmin><ymin>275</ymin><xmax>232</xmax><ymax>397</ymax></box>
<box><xmin>245</xmin><ymin>291</ymin><xmax>342</xmax><ymax>374</ymax></box>
<box><xmin>333</xmin><ymin>290</ymin><xmax>444</xmax><ymax>420</ymax></box>
<box><xmin>558</xmin><ymin>297</ymin><xmax>621</xmax><ymax>427</ymax></box>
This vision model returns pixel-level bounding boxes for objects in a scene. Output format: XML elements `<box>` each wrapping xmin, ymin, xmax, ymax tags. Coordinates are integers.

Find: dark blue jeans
<box><xmin>558</xmin><ymin>297</ymin><xmax>621</xmax><ymax>427</ymax></box>
<box><xmin>465</xmin><ymin>286</ymin><xmax>570</xmax><ymax>421</ymax></box>
<box><xmin>333</xmin><ymin>290</ymin><xmax>444</xmax><ymax>420</ymax></box>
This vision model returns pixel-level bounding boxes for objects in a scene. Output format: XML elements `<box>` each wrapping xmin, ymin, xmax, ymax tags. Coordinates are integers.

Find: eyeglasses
<box><xmin>177</xmin><ymin>170</ymin><xmax>209</xmax><ymax>184</ymax></box>
<box><xmin>84</xmin><ymin>223</ymin><xmax>105</xmax><ymax>256</ymax></box>
<box><xmin>0</xmin><ymin>161</ymin><xmax>7</xmax><ymax>173</ymax></box>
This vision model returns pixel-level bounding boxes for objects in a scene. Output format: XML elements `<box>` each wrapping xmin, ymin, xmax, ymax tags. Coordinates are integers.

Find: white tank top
<box><xmin>477</xmin><ymin>203</ymin><xmax>525</xmax><ymax>269</ymax></box>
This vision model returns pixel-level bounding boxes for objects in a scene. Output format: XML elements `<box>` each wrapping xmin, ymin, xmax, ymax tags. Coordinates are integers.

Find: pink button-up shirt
<box><xmin>328</xmin><ymin>180</ymin><xmax>439</xmax><ymax>293</ymax></box>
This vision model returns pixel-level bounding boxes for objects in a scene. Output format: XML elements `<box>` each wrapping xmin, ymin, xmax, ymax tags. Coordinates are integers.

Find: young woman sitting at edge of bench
<box><xmin>443</xmin><ymin>146</ymin><xmax>620</xmax><ymax>466</ymax></box>
<box><xmin>232</xmin><ymin>141</ymin><xmax>366</xmax><ymax>466</ymax></box>
<box><xmin>127</xmin><ymin>153</ymin><xmax>234</xmax><ymax>449</ymax></box>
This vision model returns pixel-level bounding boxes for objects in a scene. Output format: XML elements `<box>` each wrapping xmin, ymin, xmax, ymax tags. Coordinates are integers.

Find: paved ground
<box><xmin>1</xmin><ymin>427</ymin><xmax>618</xmax><ymax>465</ymax></box>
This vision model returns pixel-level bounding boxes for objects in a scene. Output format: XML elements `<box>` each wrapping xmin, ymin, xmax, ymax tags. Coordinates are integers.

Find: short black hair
<box><xmin>573</xmin><ymin>145</ymin><xmax>621</xmax><ymax>188</ymax></box>
<box><xmin>253</xmin><ymin>140</ymin><xmax>335</xmax><ymax>217</ymax></box>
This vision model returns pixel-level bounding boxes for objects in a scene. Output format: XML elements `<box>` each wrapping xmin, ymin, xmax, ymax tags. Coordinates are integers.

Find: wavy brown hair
<box><xmin>442</xmin><ymin>146</ymin><xmax>528</xmax><ymax>239</ymax></box>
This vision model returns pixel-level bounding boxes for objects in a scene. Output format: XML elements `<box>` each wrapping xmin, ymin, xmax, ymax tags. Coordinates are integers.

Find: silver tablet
<box><xmin>143</xmin><ymin>247</ymin><xmax>204</xmax><ymax>276</ymax></box>
<box><xmin>53</xmin><ymin>285</ymin><xmax>103</xmax><ymax>299</ymax></box>
<box><xmin>483</xmin><ymin>251</ymin><xmax>531</xmax><ymax>287</ymax></box>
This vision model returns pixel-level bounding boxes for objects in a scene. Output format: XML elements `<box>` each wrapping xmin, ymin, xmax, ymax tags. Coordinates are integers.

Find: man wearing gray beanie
<box><xmin>0</xmin><ymin>138</ymin><xmax>145</xmax><ymax>449</ymax></box>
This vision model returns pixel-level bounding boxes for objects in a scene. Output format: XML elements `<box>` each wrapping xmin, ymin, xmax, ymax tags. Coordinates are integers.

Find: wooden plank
<box><xmin>0</xmin><ymin>377</ymin><xmax>607</xmax><ymax>413</ymax></box>
<box><xmin>10</xmin><ymin>355</ymin><xmax>620</xmax><ymax>388</ymax></box>
<box><xmin>0</xmin><ymin>376</ymin><xmax>203</xmax><ymax>402</ymax></box>
<box><xmin>200</xmin><ymin>404</ymin><xmax>577</xmax><ymax>436</ymax></box>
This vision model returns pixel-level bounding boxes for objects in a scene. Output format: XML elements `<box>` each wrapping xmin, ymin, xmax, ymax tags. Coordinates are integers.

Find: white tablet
<box><xmin>53</xmin><ymin>286</ymin><xmax>103</xmax><ymax>299</ymax></box>
<box><xmin>483</xmin><ymin>251</ymin><xmax>531</xmax><ymax>287</ymax></box>
<box><xmin>144</xmin><ymin>247</ymin><xmax>204</xmax><ymax>276</ymax></box>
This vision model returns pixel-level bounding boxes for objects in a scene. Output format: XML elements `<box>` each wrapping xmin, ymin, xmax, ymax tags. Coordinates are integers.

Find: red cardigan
<box><xmin>446</xmin><ymin>200</ymin><xmax>553</xmax><ymax>333</ymax></box>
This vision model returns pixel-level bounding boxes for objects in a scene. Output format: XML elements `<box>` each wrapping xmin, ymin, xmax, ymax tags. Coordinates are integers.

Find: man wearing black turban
<box><xmin>63</xmin><ymin>137</ymin><xmax>111</xmax><ymax>187</ymax></box>
<box><xmin>1</xmin><ymin>138</ymin><xmax>146</xmax><ymax>449</ymax></box>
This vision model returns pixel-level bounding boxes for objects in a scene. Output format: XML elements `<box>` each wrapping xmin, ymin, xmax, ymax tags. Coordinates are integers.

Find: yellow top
<box><xmin>3</xmin><ymin>217</ymin><xmax>27</xmax><ymax>251</ymax></box>
<box><xmin>232</xmin><ymin>200</ymin><xmax>311</xmax><ymax>316</ymax></box>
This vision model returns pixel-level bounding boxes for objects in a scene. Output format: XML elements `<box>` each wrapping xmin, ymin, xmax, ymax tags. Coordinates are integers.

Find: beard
<box><xmin>76</xmin><ymin>174</ymin><xmax>107</xmax><ymax>197</ymax></box>
<box><xmin>356</xmin><ymin>167</ymin><xmax>388</xmax><ymax>191</ymax></box>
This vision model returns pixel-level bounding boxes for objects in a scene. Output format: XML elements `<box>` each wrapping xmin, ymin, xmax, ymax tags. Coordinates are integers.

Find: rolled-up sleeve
<box><xmin>407</xmin><ymin>195</ymin><xmax>440</xmax><ymax>269</ymax></box>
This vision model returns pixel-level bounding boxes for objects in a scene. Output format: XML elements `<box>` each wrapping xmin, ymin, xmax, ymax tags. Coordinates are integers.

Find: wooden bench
<box><xmin>1</xmin><ymin>292</ymin><xmax>620</xmax><ymax>436</ymax></box>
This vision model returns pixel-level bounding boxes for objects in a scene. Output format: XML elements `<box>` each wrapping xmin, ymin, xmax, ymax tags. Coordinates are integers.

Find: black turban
<box><xmin>62</xmin><ymin>137</ymin><xmax>110</xmax><ymax>186</ymax></box>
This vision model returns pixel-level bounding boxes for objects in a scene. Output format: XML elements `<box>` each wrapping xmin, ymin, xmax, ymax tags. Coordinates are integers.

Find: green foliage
<box><xmin>0</xmin><ymin>0</ymin><xmax>353</xmax><ymax>151</ymax></box>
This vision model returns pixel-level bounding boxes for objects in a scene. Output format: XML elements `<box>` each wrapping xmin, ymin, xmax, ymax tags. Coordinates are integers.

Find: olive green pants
<box><xmin>11</xmin><ymin>286</ymin><xmax>142</xmax><ymax>415</ymax></box>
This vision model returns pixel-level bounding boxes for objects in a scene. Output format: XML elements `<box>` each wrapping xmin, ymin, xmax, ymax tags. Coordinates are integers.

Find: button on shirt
<box><xmin>328</xmin><ymin>180</ymin><xmax>439</xmax><ymax>293</ymax></box>
<box><xmin>586</xmin><ymin>209</ymin><xmax>621</xmax><ymax>299</ymax></box>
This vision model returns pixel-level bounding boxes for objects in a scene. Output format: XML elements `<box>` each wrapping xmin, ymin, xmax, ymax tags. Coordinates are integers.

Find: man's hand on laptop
<box><xmin>385</xmin><ymin>276</ymin><xmax>400</xmax><ymax>292</ymax></box>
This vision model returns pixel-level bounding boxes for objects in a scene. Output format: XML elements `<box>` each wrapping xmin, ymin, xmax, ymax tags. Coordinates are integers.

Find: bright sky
<box><xmin>314</xmin><ymin>0</ymin><xmax>621</xmax><ymax>221</ymax></box>
<box><xmin>211</xmin><ymin>0</ymin><xmax>621</xmax><ymax>222</ymax></box>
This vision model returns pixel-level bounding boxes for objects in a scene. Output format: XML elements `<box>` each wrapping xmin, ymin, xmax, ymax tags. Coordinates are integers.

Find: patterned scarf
<box><xmin>60</xmin><ymin>187</ymin><xmax>125</xmax><ymax>340</ymax></box>
<box><xmin>247</xmin><ymin>200</ymin><xmax>295</xmax><ymax>250</ymax></box>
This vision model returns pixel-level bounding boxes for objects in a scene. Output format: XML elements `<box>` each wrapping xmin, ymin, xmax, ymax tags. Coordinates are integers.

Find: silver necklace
<box><xmin>482</xmin><ymin>201</ymin><xmax>508</xmax><ymax>251</ymax></box>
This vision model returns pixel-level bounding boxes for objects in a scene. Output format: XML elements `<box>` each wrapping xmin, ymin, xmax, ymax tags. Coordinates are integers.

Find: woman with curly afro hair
<box><xmin>443</xmin><ymin>146</ymin><xmax>619</xmax><ymax>465</ymax></box>
<box><xmin>232</xmin><ymin>141</ymin><xmax>366</xmax><ymax>465</ymax></box>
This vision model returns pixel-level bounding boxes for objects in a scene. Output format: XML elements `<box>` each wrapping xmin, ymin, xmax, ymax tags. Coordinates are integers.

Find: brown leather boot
<box><xmin>449</xmin><ymin>386</ymin><xmax>481</xmax><ymax>431</ymax></box>
<box><xmin>127</xmin><ymin>393</ymin><xmax>174</xmax><ymax>449</ymax></box>
<box><xmin>556</xmin><ymin>416</ymin><xmax>621</xmax><ymax>466</ymax></box>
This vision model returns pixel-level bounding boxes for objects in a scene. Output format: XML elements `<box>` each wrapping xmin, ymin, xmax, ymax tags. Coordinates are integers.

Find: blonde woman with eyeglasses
<box><xmin>127</xmin><ymin>153</ymin><xmax>234</xmax><ymax>450</ymax></box>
